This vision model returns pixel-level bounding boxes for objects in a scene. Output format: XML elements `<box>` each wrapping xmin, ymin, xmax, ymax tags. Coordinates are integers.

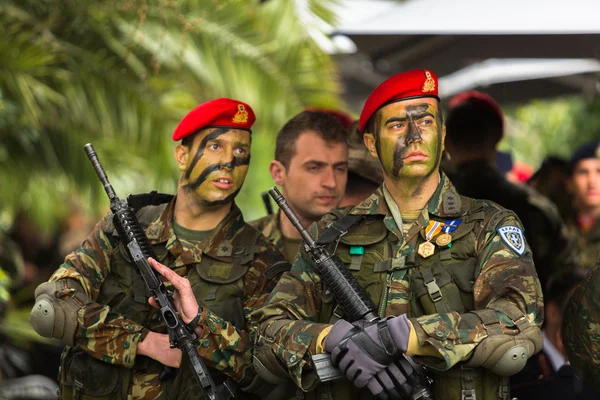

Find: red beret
<box><xmin>173</xmin><ymin>98</ymin><xmax>256</xmax><ymax>141</ymax></box>
<box><xmin>448</xmin><ymin>90</ymin><xmax>504</xmax><ymax>132</ymax></box>
<box><xmin>305</xmin><ymin>107</ymin><xmax>354</xmax><ymax>130</ymax></box>
<box><xmin>358</xmin><ymin>69</ymin><xmax>439</xmax><ymax>132</ymax></box>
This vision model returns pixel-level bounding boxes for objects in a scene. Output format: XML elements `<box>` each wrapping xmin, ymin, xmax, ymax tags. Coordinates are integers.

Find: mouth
<box><xmin>315</xmin><ymin>195</ymin><xmax>338</xmax><ymax>204</ymax></box>
<box><xmin>212</xmin><ymin>177</ymin><xmax>234</xmax><ymax>190</ymax></box>
<box><xmin>403</xmin><ymin>151</ymin><xmax>427</xmax><ymax>161</ymax></box>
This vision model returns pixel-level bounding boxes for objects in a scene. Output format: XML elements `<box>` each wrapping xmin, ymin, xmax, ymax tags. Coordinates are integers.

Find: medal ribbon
<box><xmin>442</xmin><ymin>219</ymin><xmax>462</xmax><ymax>234</ymax></box>
<box><xmin>424</xmin><ymin>220</ymin><xmax>443</xmax><ymax>241</ymax></box>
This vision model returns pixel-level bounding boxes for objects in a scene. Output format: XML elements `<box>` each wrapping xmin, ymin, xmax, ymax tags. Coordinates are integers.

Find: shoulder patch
<box><xmin>497</xmin><ymin>225</ymin><xmax>526</xmax><ymax>256</ymax></box>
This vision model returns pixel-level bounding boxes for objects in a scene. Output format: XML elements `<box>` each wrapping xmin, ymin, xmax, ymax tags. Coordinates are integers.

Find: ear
<box><xmin>269</xmin><ymin>160</ymin><xmax>287</xmax><ymax>186</ymax></box>
<box><xmin>174</xmin><ymin>144</ymin><xmax>188</xmax><ymax>172</ymax></box>
<box><xmin>363</xmin><ymin>133</ymin><xmax>378</xmax><ymax>158</ymax></box>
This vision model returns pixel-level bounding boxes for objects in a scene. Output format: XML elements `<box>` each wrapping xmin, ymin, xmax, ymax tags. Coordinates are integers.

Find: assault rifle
<box><xmin>268</xmin><ymin>187</ymin><xmax>434</xmax><ymax>400</ymax></box>
<box><xmin>84</xmin><ymin>143</ymin><xmax>235</xmax><ymax>400</ymax></box>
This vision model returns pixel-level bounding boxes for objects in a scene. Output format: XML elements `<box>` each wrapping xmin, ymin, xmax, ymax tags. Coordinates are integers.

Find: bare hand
<box><xmin>137</xmin><ymin>331</ymin><xmax>182</xmax><ymax>368</ymax></box>
<box><xmin>147</xmin><ymin>257</ymin><xmax>200</xmax><ymax>325</ymax></box>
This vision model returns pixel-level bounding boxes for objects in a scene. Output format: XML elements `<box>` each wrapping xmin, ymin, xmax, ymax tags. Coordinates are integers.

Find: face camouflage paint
<box><xmin>181</xmin><ymin>128</ymin><xmax>251</xmax><ymax>206</ymax></box>
<box><xmin>374</xmin><ymin>98</ymin><xmax>444</xmax><ymax>182</ymax></box>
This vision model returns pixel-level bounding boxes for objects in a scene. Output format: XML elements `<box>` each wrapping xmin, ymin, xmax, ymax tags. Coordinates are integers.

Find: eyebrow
<box><xmin>384</xmin><ymin>112</ymin><xmax>435</xmax><ymax>126</ymax></box>
<box><xmin>303</xmin><ymin>160</ymin><xmax>349</xmax><ymax>167</ymax></box>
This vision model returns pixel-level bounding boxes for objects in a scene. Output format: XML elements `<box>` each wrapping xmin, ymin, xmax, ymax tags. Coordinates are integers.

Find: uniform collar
<box><xmin>145</xmin><ymin>197</ymin><xmax>246</xmax><ymax>265</ymax></box>
<box><xmin>349</xmin><ymin>172</ymin><xmax>465</xmax><ymax>219</ymax></box>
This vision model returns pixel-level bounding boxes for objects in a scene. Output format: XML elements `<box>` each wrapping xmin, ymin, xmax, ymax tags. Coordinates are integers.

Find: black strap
<box><xmin>127</xmin><ymin>191</ymin><xmax>174</xmax><ymax>212</ymax></box>
<box><xmin>315</xmin><ymin>215</ymin><xmax>364</xmax><ymax>245</ymax></box>
<box><xmin>186</xmin><ymin>306</ymin><xmax>204</xmax><ymax>333</ymax></box>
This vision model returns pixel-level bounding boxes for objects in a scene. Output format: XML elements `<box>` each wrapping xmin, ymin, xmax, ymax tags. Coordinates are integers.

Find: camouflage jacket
<box><xmin>566</xmin><ymin>215</ymin><xmax>600</xmax><ymax>273</ymax></box>
<box><xmin>50</xmin><ymin>198</ymin><xmax>288</xmax><ymax>398</ymax></box>
<box><xmin>563</xmin><ymin>217</ymin><xmax>600</xmax><ymax>390</ymax></box>
<box><xmin>248</xmin><ymin>212</ymin><xmax>284</xmax><ymax>256</ymax></box>
<box><xmin>252</xmin><ymin>173</ymin><xmax>543</xmax><ymax>395</ymax></box>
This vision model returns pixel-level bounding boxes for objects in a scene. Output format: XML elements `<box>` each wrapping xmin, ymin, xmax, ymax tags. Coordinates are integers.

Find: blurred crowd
<box><xmin>1</xmin><ymin>89</ymin><xmax>600</xmax><ymax>399</ymax></box>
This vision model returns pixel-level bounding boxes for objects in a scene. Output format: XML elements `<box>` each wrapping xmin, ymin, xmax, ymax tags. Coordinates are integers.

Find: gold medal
<box><xmin>418</xmin><ymin>241</ymin><xmax>435</xmax><ymax>258</ymax></box>
<box><xmin>435</xmin><ymin>233</ymin><xmax>452</xmax><ymax>247</ymax></box>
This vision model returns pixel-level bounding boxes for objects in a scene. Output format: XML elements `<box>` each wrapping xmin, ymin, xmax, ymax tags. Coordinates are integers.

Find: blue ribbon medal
<box><xmin>435</xmin><ymin>219</ymin><xmax>462</xmax><ymax>247</ymax></box>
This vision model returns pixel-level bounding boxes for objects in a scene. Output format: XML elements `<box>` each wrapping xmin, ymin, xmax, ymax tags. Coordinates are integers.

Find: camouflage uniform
<box><xmin>249</xmin><ymin>212</ymin><xmax>283</xmax><ymax>256</ymax></box>
<box><xmin>50</xmin><ymin>197</ymin><xmax>289</xmax><ymax>399</ymax></box>
<box><xmin>563</xmin><ymin>251</ymin><xmax>600</xmax><ymax>390</ymax></box>
<box><xmin>253</xmin><ymin>173</ymin><xmax>544</xmax><ymax>400</ymax></box>
<box><xmin>565</xmin><ymin>216</ymin><xmax>600</xmax><ymax>273</ymax></box>
<box><xmin>447</xmin><ymin>159</ymin><xmax>577</xmax><ymax>287</ymax></box>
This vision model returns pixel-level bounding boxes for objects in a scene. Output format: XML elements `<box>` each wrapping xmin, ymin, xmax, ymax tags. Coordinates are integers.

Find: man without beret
<box><xmin>562</xmin><ymin>141</ymin><xmax>600</xmax><ymax>392</ymax></box>
<box><xmin>252</xmin><ymin>70</ymin><xmax>543</xmax><ymax>400</ymax></box>
<box><xmin>31</xmin><ymin>98</ymin><xmax>291</xmax><ymax>399</ymax></box>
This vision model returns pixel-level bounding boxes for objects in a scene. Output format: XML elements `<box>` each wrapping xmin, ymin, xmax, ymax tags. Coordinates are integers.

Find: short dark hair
<box><xmin>446</xmin><ymin>101</ymin><xmax>503</xmax><ymax>148</ymax></box>
<box><xmin>275</xmin><ymin>111</ymin><xmax>348</xmax><ymax>168</ymax></box>
<box><xmin>363</xmin><ymin>99</ymin><xmax>444</xmax><ymax>137</ymax></box>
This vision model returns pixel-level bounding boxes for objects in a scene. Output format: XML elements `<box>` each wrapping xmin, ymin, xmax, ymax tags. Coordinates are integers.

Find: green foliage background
<box><xmin>0</xmin><ymin>0</ymin><xmax>342</xmax><ymax>232</ymax></box>
<box><xmin>501</xmin><ymin>97</ymin><xmax>600</xmax><ymax>168</ymax></box>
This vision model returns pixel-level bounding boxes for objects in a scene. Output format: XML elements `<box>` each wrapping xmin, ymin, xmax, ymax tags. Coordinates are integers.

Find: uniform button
<box><xmin>445</xmin><ymin>343</ymin><xmax>454</xmax><ymax>350</ymax></box>
<box><xmin>202</xmin><ymin>339</ymin><xmax>210</xmax><ymax>348</ymax></box>
<box><xmin>289</xmin><ymin>355</ymin><xmax>297</xmax><ymax>363</ymax></box>
<box><xmin>126</xmin><ymin>324</ymin><xmax>135</xmax><ymax>332</ymax></box>
<box><xmin>435</xmin><ymin>331</ymin><xmax>444</xmax><ymax>338</ymax></box>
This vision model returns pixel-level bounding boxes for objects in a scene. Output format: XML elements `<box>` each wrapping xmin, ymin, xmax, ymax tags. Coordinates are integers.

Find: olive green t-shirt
<box><xmin>282</xmin><ymin>236</ymin><xmax>303</xmax><ymax>263</ymax></box>
<box><xmin>172</xmin><ymin>219</ymin><xmax>213</xmax><ymax>243</ymax></box>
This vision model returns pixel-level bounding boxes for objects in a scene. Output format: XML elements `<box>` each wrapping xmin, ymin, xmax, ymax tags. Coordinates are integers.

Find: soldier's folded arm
<box><xmin>31</xmin><ymin>213</ymin><xmax>148</xmax><ymax>368</ymax></box>
<box><xmin>185</xmin><ymin>245</ymin><xmax>293</xmax><ymax>390</ymax></box>
<box><xmin>252</xmin><ymin>250</ymin><xmax>335</xmax><ymax>392</ymax></box>
<box><xmin>409</xmin><ymin>213</ymin><xmax>544</xmax><ymax>373</ymax></box>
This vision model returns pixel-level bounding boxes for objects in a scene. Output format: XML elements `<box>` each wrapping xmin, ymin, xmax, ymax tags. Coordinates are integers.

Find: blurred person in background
<box><xmin>528</xmin><ymin>156</ymin><xmax>574</xmax><ymax>223</ymax></box>
<box><xmin>444</xmin><ymin>90</ymin><xmax>577</xmax><ymax>288</ymax></box>
<box><xmin>565</xmin><ymin>141</ymin><xmax>600</xmax><ymax>272</ymax></box>
<box><xmin>30</xmin><ymin>98</ymin><xmax>291</xmax><ymax>400</ymax></box>
<box><xmin>249</xmin><ymin>110</ymin><xmax>348</xmax><ymax>262</ymax></box>
<box><xmin>511</xmin><ymin>270</ymin><xmax>600</xmax><ymax>400</ymax></box>
<box><xmin>339</xmin><ymin>120</ymin><xmax>384</xmax><ymax>207</ymax></box>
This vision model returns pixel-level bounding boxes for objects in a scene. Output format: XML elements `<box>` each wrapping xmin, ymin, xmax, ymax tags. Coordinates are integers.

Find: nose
<box><xmin>321</xmin><ymin>167</ymin><xmax>337</xmax><ymax>190</ymax></box>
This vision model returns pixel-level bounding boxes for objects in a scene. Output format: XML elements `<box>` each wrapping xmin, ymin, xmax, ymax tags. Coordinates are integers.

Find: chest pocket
<box><xmin>318</xmin><ymin>218</ymin><xmax>389</xmax><ymax>324</ymax></box>
<box><xmin>410</xmin><ymin>258</ymin><xmax>477</xmax><ymax>316</ymax></box>
<box><xmin>189</xmin><ymin>254</ymin><xmax>249</xmax><ymax>330</ymax></box>
<box><xmin>410</xmin><ymin>213</ymin><xmax>482</xmax><ymax>317</ymax></box>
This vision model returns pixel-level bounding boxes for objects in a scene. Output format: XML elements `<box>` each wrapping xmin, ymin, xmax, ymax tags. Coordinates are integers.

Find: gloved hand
<box><xmin>368</xmin><ymin>358</ymin><xmax>418</xmax><ymax>400</ymax></box>
<box><xmin>324</xmin><ymin>315</ymin><xmax>411</xmax><ymax>389</ymax></box>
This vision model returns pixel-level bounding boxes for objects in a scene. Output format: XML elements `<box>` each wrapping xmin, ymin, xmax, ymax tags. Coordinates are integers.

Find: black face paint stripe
<box><xmin>185</xmin><ymin>155</ymin><xmax>250</xmax><ymax>191</ymax></box>
<box><xmin>392</xmin><ymin>136</ymin><xmax>408</xmax><ymax>177</ymax></box>
<box><xmin>202</xmin><ymin>187</ymin><xmax>243</xmax><ymax>207</ymax></box>
<box><xmin>185</xmin><ymin>128</ymin><xmax>230</xmax><ymax>179</ymax></box>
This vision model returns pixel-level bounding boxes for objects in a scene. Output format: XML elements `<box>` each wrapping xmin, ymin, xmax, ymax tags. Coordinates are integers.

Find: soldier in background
<box><xmin>444</xmin><ymin>90</ymin><xmax>577</xmax><ymax>287</ymax></box>
<box><xmin>512</xmin><ymin>270</ymin><xmax>600</xmax><ymax>399</ymax></box>
<box><xmin>250</xmin><ymin>110</ymin><xmax>348</xmax><ymax>262</ymax></box>
<box><xmin>252</xmin><ymin>70</ymin><xmax>543</xmax><ymax>400</ymax></box>
<box><xmin>564</xmin><ymin>141</ymin><xmax>600</xmax><ymax>272</ymax></box>
<box><xmin>30</xmin><ymin>98</ymin><xmax>290</xmax><ymax>399</ymax></box>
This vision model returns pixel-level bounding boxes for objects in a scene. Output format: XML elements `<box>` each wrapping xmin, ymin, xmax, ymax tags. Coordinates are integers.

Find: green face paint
<box><xmin>375</xmin><ymin>98</ymin><xmax>443</xmax><ymax>181</ymax></box>
<box><xmin>181</xmin><ymin>128</ymin><xmax>251</xmax><ymax>206</ymax></box>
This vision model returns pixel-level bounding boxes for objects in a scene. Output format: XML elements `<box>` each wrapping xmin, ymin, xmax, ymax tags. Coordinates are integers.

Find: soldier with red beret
<box><xmin>31</xmin><ymin>98</ymin><xmax>291</xmax><ymax>399</ymax></box>
<box><xmin>252</xmin><ymin>70</ymin><xmax>543</xmax><ymax>400</ymax></box>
